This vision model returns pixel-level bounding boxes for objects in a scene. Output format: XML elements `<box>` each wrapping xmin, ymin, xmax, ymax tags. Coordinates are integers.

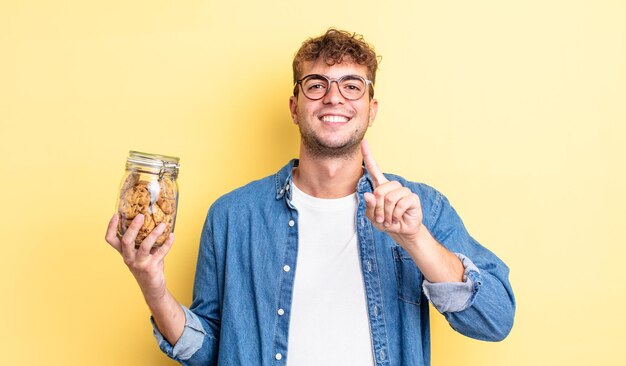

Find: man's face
<box><xmin>289</xmin><ymin>59</ymin><xmax>378</xmax><ymax>158</ymax></box>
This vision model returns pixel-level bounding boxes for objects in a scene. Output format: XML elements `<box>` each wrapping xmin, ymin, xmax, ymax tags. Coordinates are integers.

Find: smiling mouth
<box><xmin>320</xmin><ymin>115</ymin><xmax>350</xmax><ymax>123</ymax></box>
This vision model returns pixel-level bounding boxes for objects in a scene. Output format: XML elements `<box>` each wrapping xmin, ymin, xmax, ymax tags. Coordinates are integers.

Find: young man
<box><xmin>106</xmin><ymin>29</ymin><xmax>515</xmax><ymax>366</ymax></box>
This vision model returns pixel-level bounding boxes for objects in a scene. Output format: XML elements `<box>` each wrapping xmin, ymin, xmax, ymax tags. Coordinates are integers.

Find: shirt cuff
<box><xmin>150</xmin><ymin>305</ymin><xmax>206</xmax><ymax>360</ymax></box>
<box><xmin>422</xmin><ymin>253</ymin><xmax>482</xmax><ymax>313</ymax></box>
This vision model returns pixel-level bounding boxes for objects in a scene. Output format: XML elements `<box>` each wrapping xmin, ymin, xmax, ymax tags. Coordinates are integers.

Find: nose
<box><xmin>322</xmin><ymin>80</ymin><xmax>345</xmax><ymax>104</ymax></box>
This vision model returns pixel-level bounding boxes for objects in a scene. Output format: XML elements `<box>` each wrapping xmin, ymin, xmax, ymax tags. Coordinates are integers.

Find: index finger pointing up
<box><xmin>361</xmin><ymin>139</ymin><xmax>388</xmax><ymax>187</ymax></box>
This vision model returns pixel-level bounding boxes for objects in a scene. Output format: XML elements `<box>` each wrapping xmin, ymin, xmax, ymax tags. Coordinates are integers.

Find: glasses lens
<box><xmin>338</xmin><ymin>76</ymin><xmax>366</xmax><ymax>100</ymax></box>
<box><xmin>301</xmin><ymin>76</ymin><xmax>329</xmax><ymax>99</ymax></box>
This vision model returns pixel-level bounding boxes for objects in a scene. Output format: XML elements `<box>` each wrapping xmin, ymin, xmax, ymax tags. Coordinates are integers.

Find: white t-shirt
<box><xmin>286</xmin><ymin>183</ymin><xmax>375</xmax><ymax>366</ymax></box>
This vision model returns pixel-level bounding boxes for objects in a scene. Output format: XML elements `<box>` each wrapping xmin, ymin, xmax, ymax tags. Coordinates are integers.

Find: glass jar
<box><xmin>116</xmin><ymin>151</ymin><xmax>180</xmax><ymax>247</ymax></box>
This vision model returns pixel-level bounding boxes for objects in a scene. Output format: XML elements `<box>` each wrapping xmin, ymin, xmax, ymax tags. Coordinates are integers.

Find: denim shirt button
<box><xmin>288</xmin><ymin>220</ymin><xmax>295</xmax><ymax>227</ymax></box>
<box><xmin>275</xmin><ymin>353</ymin><xmax>283</xmax><ymax>360</ymax></box>
<box><xmin>380</xmin><ymin>350</ymin><xmax>386</xmax><ymax>360</ymax></box>
<box><xmin>366</xmin><ymin>260</ymin><xmax>372</xmax><ymax>272</ymax></box>
<box><xmin>277</xmin><ymin>308</ymin><xmax>285</xmax><ymax>316</ymax></box>
<box><xmin>373</xmin><ymin>305</ymin><xmax>379</xmax><ymax>317</ymax></box>
<box><xmin>283</xmin><ymin>265</ymin><xmax>291</xmax><ymax>272</ymax></box>
<box><xmin>285</xmin><ymin>184</ymin><xmax>290</xmax><ymax>191</ymax></box>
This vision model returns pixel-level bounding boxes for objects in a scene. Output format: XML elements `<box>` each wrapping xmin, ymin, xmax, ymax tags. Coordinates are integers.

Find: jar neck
<box><xmin>126</xmin><ymin>163</ymin><xmax>177</xmax><ymax>178</ymax></box>
<box><xmin>126</xmin><ymin>151</ymin><xmax>179</xmax><ymax>180</ymax></box>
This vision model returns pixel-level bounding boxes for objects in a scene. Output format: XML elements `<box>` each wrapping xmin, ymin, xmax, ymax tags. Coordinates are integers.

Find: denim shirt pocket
<box><xmin>392</xmin><ymin>246</ymin><xmax>424</xmax><ymax>305</ymax></box>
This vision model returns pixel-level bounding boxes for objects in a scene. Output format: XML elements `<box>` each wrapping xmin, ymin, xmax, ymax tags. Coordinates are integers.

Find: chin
<box><xmin>303</xmin><ymin>136</ymin><xmax>363</xmax><ymax>158</ymax></box>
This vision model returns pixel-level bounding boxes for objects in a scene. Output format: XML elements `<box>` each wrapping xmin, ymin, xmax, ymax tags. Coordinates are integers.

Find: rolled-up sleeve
<box><xmin>422</xmin><ymin>253</ymin><xmax>482</xmax><ymax>313</ymax></box>
<box><xmin>151</xmin><ymin>305</ymin><xmax>206</xmax><ymax>360</ymax></box>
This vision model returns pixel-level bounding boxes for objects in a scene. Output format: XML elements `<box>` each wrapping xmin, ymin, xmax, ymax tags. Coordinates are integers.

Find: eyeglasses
<box><xmin>294</xmin><ymin>74</ymin><xmax>374</xmax><ymax>101</ymax></box>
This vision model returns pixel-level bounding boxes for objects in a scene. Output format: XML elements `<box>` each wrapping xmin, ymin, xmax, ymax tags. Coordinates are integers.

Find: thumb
<box><xmin>363</xmin><ymin>192</ymin><xmax>376</xmax><ymax>220</ymax></box>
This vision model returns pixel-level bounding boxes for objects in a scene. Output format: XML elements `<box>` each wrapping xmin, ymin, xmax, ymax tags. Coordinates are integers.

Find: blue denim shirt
<box><xmin>152</xmin><ymin>160</ymin><xmax>515</xmax><ymax>365</ymax></box>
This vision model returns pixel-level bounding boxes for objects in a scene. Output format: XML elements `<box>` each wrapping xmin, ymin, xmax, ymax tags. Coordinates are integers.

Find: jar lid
<box><xmin>127</xmin><ymin>151</ymin><xmax>180</xmax><ymax>170</ymax></box>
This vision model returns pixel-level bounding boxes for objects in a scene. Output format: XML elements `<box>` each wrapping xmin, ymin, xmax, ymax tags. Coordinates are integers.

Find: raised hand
<box><xmin>105</xmin><ymin>213</ymin><xmax>174</xmax><ymax>301</ymax></box>
<box><xmin>105</xmin><ymin>213</ymin><xmax>186</xmax><ymax>344</ymax></box>
<box><xmin>361</xmin><ymin>139</ymin><xmax>424</xmax><ymax>249</ymax></box>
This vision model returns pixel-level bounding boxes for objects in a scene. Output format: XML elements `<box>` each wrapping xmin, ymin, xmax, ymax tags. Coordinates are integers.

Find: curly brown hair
<box><xmin>292</xmin><ymin>28</ymin><xmax>379</xmax><ymax>98</ymax></box>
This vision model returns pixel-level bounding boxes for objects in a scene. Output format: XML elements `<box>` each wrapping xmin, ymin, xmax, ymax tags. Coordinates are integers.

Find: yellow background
<box><xmin>1</xmin><ymin>1</ymin><xmax>625</xmax><ymax>365</ymax></box>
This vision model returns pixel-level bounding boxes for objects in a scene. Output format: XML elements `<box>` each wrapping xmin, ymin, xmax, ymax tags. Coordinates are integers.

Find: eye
<box><xmin>340</xmin><ymin>76</ymin><xmax>365</xmax><ymax>94</ymax></box>
<box><xmin>307</xmin><ymin>82</ymin><xmax>326</xmax><ymax>91</ymax></box>
<box><xmin>303</xmin><ymin>76</ymin><xmax>328</xmax><ymax>92</ymax></box>
<box><xmin>343</xmin><ymin>83</ymin><xmax>362</xmax><ymax>91</ymax></box>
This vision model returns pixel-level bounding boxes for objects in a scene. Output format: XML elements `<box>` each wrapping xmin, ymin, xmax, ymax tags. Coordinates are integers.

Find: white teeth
<box><xmin>321</xmin><ymin>115</ymin><xmax>349</xmax><ymax>123</ymax></box>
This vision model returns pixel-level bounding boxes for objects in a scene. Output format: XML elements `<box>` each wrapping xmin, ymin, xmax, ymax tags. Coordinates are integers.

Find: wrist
<box><xmin>140</xmin><ymin>282</ymin><xmax>168</xmax><ymax>305</ymax></box>
<box><xmin>393</xmin><ymin>223</ymin><xmax>427</xmax><ymax>250</ymax></box>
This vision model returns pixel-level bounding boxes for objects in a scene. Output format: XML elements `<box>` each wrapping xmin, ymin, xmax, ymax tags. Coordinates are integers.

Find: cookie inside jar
<box><xmin>116</xmin><ymin>151</ymin><xmax>179</xmax><ymax>248</ymax></box>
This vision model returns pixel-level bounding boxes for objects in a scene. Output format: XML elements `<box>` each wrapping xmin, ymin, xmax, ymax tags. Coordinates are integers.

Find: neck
<box><xmin>293</xmin><ymin>144</ymin><xmax>363</xmax><ymax>198</ymax></box>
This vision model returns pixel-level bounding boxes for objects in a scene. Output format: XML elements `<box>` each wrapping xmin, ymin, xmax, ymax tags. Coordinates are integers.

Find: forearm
<box><xmin>144</xmin><ymin>288</ymin><xmax>186</xmax><ymax>346</ymax></box>
<box><xmin>394</xmin><ymin>224</ymin><xmax>464</xmax><ymax>283</ymax></box>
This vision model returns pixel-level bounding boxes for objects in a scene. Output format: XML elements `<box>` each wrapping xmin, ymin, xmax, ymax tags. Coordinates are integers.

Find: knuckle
<box><xmin>128</xmin><ymin>261</ymin><xmax>145</xmax><ymax>272</ymax></box>
<box><xmin>411</xmin><ymin>194</ymin><xmax>419</xmax><ymax>203</ymax></box>
<box><xmin>105</xmin><ymin>229</ymin><xmax>118</xmax><ymax>242</ymax></box>
<box><xmin>121</xmin><ymin>237</ymin><xmax>135</xmax><ymax>247</ymax></box>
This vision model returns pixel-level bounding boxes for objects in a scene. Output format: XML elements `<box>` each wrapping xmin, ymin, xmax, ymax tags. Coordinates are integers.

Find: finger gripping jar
<box><xmin>116</xmin><ymin>151</ymin><xmax>180</xmax><ymax>247</ymax></box>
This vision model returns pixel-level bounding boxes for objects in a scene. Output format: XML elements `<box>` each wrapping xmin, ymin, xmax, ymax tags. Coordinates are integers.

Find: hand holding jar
<box><xmin>104</xmin><ymin>151</ymin><xmax>180</xmax><ymax>300</ymax></box>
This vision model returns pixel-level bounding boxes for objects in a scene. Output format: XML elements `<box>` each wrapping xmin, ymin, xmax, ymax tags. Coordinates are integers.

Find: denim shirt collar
<box><xmin>274</xmin><ymin>158</ymin><xmax>376</xmax><ymax>201</ymax></box>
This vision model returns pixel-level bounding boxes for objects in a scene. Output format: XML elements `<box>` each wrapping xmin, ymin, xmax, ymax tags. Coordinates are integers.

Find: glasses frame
<box><xmin>294</xmin><ymin>74</ymin><xmax>374</xmax><ymax>101</ymax></box>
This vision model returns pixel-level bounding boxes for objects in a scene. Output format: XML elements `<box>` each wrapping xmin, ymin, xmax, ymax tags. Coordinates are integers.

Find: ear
<box><xmin>368</xmin><ymin>98</ymin><xmax>378</xmax><ymax>127</ymax></box>
<box><xmin>289</xmin><ymin>96</ymin><xmax>298</xmax><ymax>125</ymax></box>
